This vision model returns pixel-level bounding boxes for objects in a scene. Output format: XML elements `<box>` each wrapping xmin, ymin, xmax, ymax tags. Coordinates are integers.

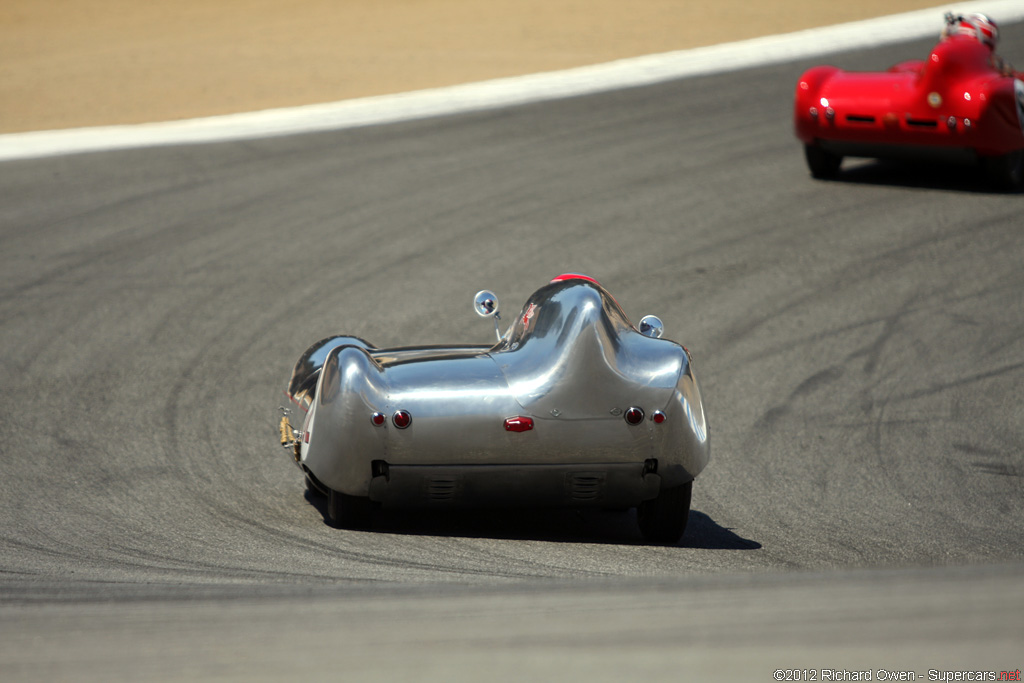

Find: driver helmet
<box><xmin>943</xmin><ymin>12</ymin><xmax>999</xmax><ymax>49</ymax></box>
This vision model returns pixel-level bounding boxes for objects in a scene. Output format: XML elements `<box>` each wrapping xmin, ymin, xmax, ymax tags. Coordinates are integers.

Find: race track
<box><xmin>1</xmin><ymin>27</ymin><xmax>1023</xmax><ymax>681</ymax></box>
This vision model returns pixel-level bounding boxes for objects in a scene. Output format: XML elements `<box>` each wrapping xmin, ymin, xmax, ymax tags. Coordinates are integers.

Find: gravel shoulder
<box><xmin>1</xmin><ymin>0</ymin><xmax>944</xmax><ymax>132</ymax></box>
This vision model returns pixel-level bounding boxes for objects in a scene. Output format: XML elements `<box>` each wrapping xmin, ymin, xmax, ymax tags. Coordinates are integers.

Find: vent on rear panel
<box><xmin>846</xmin><ymin>114</ymin><xmax>876</xmax><ymax>123</ymax></box>
<box><xmin>906</xmin><ymin>117</ymin><xmax>938</xmax><ymax>128</ymax></box>
<box><xmin>427</xmin><ymin>477</ymin><xmax>457</xmax><ymax>501</ymax></box>
<box><xmin>567</xmin><ymin>473</ymin><xmax>605</xmax><ymax>502</ymax></box>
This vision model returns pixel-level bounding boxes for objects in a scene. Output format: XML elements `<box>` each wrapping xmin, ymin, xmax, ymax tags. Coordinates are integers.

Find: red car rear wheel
<box><xmin>804</xmin><ymin>144</ymin><xmax>843</xmax><ymax>179</ymax></box>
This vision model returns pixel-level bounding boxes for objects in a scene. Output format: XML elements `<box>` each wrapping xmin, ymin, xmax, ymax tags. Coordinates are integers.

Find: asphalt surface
<box><xmin>1</xmin><ymin>28</ymin><xmax>1023</xmax><ymax>681</ymax></box>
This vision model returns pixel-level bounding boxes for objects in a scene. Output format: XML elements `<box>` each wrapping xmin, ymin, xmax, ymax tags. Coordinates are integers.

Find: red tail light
<box><xmin>393</xmin><ymin>410</ymin><xmax>412</xmax><ymax>429</ymax></box>
<box><xmin>504</xmin><ymin>416</ymin><xmax>534</xmax><ymax>432</ymax></box>
<box><xmin>624</xmin><ymin>407</ymin><xmax>644</xmax><ymax>425</ymax></box>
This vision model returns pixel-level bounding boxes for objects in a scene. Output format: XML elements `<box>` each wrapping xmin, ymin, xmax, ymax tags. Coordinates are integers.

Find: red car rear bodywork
<box><xmin>795</xmin><ymin>36</ymin><xmax>1024</xmax><ymax>189</ymax></box>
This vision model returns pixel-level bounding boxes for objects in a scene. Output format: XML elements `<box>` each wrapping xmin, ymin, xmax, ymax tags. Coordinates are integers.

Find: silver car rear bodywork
<box><xmin>279</xmin><ymin>276</ymin><xmax>709</xmax><ymax>543</ymax></box>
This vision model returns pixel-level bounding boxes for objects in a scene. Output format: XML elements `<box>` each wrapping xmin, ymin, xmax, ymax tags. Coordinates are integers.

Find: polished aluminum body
<box><xmin>282</xmin><ymin>278</ymin><xmax>709</xmax><ymax>513</ymax></box>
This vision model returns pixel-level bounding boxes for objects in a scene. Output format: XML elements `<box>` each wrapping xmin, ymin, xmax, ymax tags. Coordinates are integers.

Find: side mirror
<box><xmin>473</xmin><ymin>290</ymin><xmax>500</xmax><ymax>318</ymax></box>
<box><xmin>638</xmin><ymin>315</ymin><xmax>664</xmax><ymax>339</ymax></box>
<box><xmin>473</xmin><ymin>290</ymin><xmax>503</xmax><ymax>342</ymax></box>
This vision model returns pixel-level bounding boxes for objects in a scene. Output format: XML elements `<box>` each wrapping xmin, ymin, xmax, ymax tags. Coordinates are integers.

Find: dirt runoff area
<box><xmin>1</xmin><ymin>0</ymin><xmax>947</xmax><ymax>133</ymax></box>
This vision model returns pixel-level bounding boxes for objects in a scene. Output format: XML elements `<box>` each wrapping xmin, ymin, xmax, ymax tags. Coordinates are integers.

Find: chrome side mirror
<box><xmin>473</xmin><ymin>290</ymin><xmax>500</xmax><ymax>318</ymax></box>
<box><xmin>638</xmin><ymin>315</ymin><xmax>664</xmax><ymax>339</ymax></box>
<box><xmin>473</xmin><ymin>290</ymin><xmax>503</xmax><ymax>342</ymax></box>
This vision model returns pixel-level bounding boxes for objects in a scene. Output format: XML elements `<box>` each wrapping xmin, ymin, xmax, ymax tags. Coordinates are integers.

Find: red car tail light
<box><xmin>392</xmin><ymin>410</ymin><xmax>412</xmax><ymax>429</ymax></box>
<box><xmin>504</xmin><ymin>416</ymin><xmax>534</xmax><ymax>432</ymax></box>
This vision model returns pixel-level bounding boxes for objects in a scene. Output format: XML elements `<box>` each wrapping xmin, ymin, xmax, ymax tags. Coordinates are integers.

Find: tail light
<box><xmin>504</xmin><ymin>416</ymin><xmax>534</xmax><ymax>432</ymax></box>
<box><xmin>392</xmin><ymin>410</ymin><xmax>412</xmax><ymax>429</ymax></box>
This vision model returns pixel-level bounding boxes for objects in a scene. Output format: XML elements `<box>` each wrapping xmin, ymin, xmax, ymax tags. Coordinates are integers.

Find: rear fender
<box><xmin>795</xmin><ymin>66</ymin><xmax>841</xmax><ymax>142</ymax></box>
<box><xmin>286</xmin><ymin>335</ymin><xmax>375</xmax><ymax>412</ymax></box>
<box><xmin>303</xmin><ymin>344</ymin><xmax>388</xmax><ymax>496</ymax></box>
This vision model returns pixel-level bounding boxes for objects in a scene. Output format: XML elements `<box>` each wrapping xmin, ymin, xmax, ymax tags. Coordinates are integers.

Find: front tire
<box><xmin>637</xmin><ymin>481</ymin><xmax>692</xmax><ymax>545</ymax></box>
<box><xmin>983</xmin><ymin>150</ymin><xmax>1024</xmax><ymax>192</ymax></box>
<box><xmin>804</xmin><ymin>143</ymin><xmax>842</xmax><ymax>179</ymax></box>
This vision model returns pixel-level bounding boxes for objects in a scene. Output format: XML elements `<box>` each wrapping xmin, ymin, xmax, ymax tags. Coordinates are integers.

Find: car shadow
<box><xmin>306</xmin><ymin>489</ymin><xmax>760</xmax><ymax>549</ymax></box>
<box><xmin>822</xmin><ymin>159</ymin><xmax>1019</xmax><ymax>194</ymax></box>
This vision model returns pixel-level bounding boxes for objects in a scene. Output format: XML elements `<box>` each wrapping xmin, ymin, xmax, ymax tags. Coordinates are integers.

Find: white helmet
<box><xmin>943</xmin><ymin>12</ymin><xmax>999</xmax><ymax>49</ymax></box>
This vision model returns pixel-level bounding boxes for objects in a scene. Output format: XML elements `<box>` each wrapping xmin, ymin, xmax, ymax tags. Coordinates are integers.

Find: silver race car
<box><xmin>278</xmin><ymin>274</ymin><xmax>710</xmax><ymax>543</ymax></box>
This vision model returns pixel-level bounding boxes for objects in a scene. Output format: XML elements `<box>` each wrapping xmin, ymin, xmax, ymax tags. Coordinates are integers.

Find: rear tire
<box><xmin>305</xmin><ymin>474</ymin><xmax>325</xmax><ymax>498</ymax></box>
<box><xmin>804</xmin><ymin>143</ymin><xmax>842</xmax><ymax>179</ymax></box>
<box><xmin>637</xmin><ymin>481</ymin><xmax>692</xmax><ymax>545</ymax></box>
<box><xmin>983</xmin><ymin>150</ymin><xmax>1024</xmax><ymax>192</ymax></box>
<box><xmin>327</xmin><ymin>487</ymin><xmax>373</xmax><ymax>530</ymax></box>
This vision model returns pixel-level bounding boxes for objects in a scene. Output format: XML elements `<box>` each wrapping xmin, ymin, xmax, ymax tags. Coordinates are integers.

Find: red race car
<box><xmin>795</xmin><ymin>12</ymin><xmax>1024</xmax><ymax>191</ymax></box>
